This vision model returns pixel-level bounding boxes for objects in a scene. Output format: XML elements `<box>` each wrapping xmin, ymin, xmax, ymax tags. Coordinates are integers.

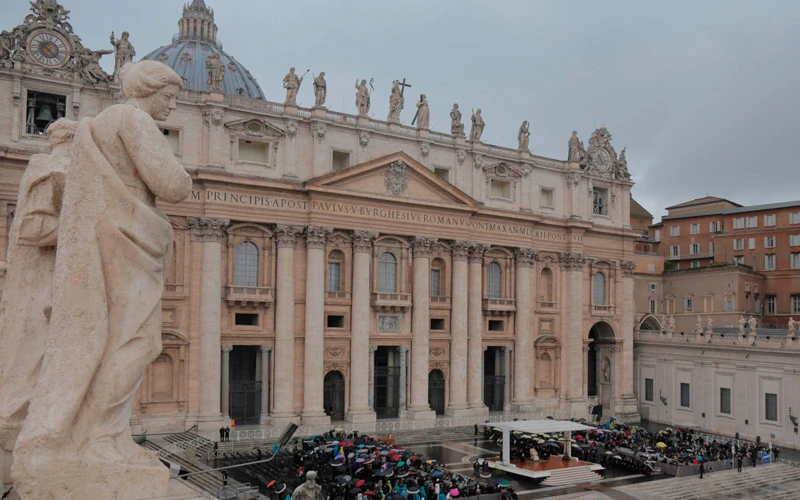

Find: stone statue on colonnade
<box><xmin>6</xmin><ymin>60</ymin><xmax>192</xmax><ymax>499</ymax></box>
<box><xmin>292</xmin><ymin>471</ymin><xmax>324</xmax><ymax>500</ymax></box>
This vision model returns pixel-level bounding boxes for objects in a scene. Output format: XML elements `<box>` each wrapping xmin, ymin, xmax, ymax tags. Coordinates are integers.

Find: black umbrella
<box><xmin>349</xmin><ymin>487</ymin><xmax>362</xmax><ymax>496</ymax></box>
<box><xmin>389</xmin><ymin>494</ymin><xmax>404</xmax><ymax>500</ymax></box>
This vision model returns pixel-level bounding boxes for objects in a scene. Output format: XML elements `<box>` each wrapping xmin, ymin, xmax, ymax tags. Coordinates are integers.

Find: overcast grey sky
<box><xmin>3</xmin><ymin>0</ymin><xmax>799</xmax><ymax>220</ymax></box>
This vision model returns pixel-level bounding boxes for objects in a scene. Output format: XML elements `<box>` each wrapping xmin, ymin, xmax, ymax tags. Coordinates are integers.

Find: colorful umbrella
<box><xmin>449</xmin><ymin>489</ymin><xmax>460</xmax><ymax>497</ymax></box>
<box><xmin>656</xmin><ymin>442</ymin><xmax>667</xmax><ymax>448</ymax></box>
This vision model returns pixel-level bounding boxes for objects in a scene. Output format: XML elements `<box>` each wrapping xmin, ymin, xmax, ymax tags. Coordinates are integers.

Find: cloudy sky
<box><xmin>3</xmin><ymin>0</ymin><xmax>799</xmax><ymax>220</ymax></box>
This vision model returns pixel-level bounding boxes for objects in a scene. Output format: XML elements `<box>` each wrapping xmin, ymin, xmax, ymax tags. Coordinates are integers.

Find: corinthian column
<box><xmin>221</xmin><ymin>345</ymin><xmax>233</xmax><ymax>420</ymax></box>
<box><xmin>468</xmin><ymin>243</ymin><xmax>489</xmax><ymax>415</ymax></box>
<box><xmin>559</xmin><ymin>251</ymin><xmax>587</xmax><ymax>405</ymax></box>
<box><xmin>446</xmin><ymin>241</ymin><xmax>471</xmax><ymax>416</ymax></box>
<box><xmin>302</xmin><ymin>225</ymin><xmax>333</xmax><ymax>425</ymax></box>
<box><xmin>399</xmin><ymin>345</ymin><xmax>409</xmax><ymax>414</ymax></box>
<box><xmin>271</xmin><ymin>224</ymin><xmax>304</xmax><ymax>426</ymax></box>
<box><xmin>347</xmin><ymin>230</ymin><xmax>378</xmax><ymax>423</ymax></box>
<box><xmin>189</xmin><ymin>216</ymin><xmax>230</xmax><ymax>429</ymax></box>
<box><xmin>408</xmin><ymin>237</ymin><xmax>437</xmax><ymax>420</ymax></box>
<box><xmin>512</xmin><ymin>248</ymin><xmax>537</xmax><ymax>411</ymax></box>
<box><xmin>259</xmin><ymin>345</ymin><xmax>272</xmax><ymax>423</ymax></box>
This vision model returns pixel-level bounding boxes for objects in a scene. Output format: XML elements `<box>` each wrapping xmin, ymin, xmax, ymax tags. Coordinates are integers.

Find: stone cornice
<box><xmin>352</xmin><ymin>230</ymin><xmax>379</xmax><ymax>253</ymax></box>
<box><xmin>274</xmin><ymin>224</ymin><xmax>304</xmax><ymax>247</ymax></box>
<box><xmin>305</xmin><ymin>225</ymin><xmax>333</xmax><ymax>249</ymax></box>
<box><xmin>412</xmin><ymin>236</ymin><xmax>438</xmax><ymax>258</ymax></box>
<box><xmin>188</xmin><ymin>216</ymin><xmax>230</xmax><ymax>243</ymax></box>
<box><xmin>559</xmin><ymin>252</ymin><xmax>587</xmax><ymax>270</ymax></box>
<box><xmin>515</xmin><ymin>247</ymin><xmax>538</xmax><ymax>267</ymax></box>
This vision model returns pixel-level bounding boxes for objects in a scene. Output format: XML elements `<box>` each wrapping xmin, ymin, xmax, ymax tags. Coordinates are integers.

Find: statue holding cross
<box><xmin>387</xmin><ymin>78</ymin><xmax>411</xmax><ymax>123</ymax></box>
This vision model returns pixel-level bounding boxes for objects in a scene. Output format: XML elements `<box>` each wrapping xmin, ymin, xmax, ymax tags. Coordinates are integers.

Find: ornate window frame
<box><xmin>225</xmin><ymin>118</ymin><xmax>284</xmax><ymax>168</ymax></box>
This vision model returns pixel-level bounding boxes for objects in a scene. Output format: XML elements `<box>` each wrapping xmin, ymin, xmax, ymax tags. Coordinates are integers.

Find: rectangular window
<box><xmin>733</xmin><ymin>255</ymin><xmax>744</xmax><ymax>265</ymax></box>
<box><xmin>724</xmin><ymin>295</ymin><xmax>734</xmax><ymax>311</ymax></box>
<box><xmin>680</xmin><ymin>382</ymin><xmax>691</xmax><ymax>408</ymax></box>
<box><xmin>649</xmin><ymin>283</ymin><xmax>658</xmax><ymax>292</ymax></box>
<box><xmin>670</xmin><ymin>226</ymin><xmax>680</xmax><ymax>237</ymax></box>
<box><xmin>764</xmin><ymin>214</ymin><xmax>776</xmax><ymax>226</ymax></box>
<box><xmin>764</xmin><ymin>236</ymin><xmax>776</xmax><ymax>248</ymax></box>
<box><xmin>684</xmin><ymin>298</ymin><xmax>694</xmax><ymax>311</ymax></box>
<box><xmin>488</xmin><ymin>320</ymin><xmax>504</xmax><ymax>332</ymax></box>
<box><xmin>434</xmin><ymin>167</ymin><xmax>450</xmax><ymax>182</ymax></box>
<box><xmin>234</xmin><ymin>313</ymin><xmax>259</xmax><ymax>326</ymax></box>
<box><xmin>332</xmin><ymin>150</ymin><xmax>351</xmax><ymax>172</ymax></box>
<box><xmin>645</xmin><ymin>378</ymin><xmax>654</xmax><ymax>403</ymax></box>
<box><xmin>161</xmin><ymin>128</ymin><xmax>181</xmax><ymax>155</ymax></box>
<box><xmin>755</xmin><ymin>299</ymin><xmax>761</xmax><ymax>314</ymax></box>
<box><xmin>765</xmin><ymin>393</ymin><xmax>778</xmax><ymax>422</ymax></box>
<box><xmin>25</xmin><ymin>90</ymin><xmax>66</xmax><ymax>135</ymax></box>
<box><xmin>592</xmin><ymin>188</ymin><xmax>608</xmax><ymax>215</ymax></box>
<box><xmin>327</xmin><ymin>262</ymin><xmax>341</xmax><ymax>292</ymax></box>
<box><xmin>791</xmin><ymin>235</ymin><xmax>800</xmax><ymax>246</ymax></box>
<box><xmin>430</xmin><ymin>269</ymin><xmax>441</xmax><ymax>297</ymax></box>
<box><xmin>670</xmin><ymin>245</ymin><xmax>680</xmax><ymax>258</ymax></box>
<box><xmin>690</xmin><ymin>243</ymin><xmax>700</xmax><ymax>255</ymax></box>
<box><xmin>649</xmin><ymin>299</ymin><xmax>657</xmax><ymax>314</ymax></box>
<box><xmin>746</xmin><ymin>216</ymin><xmax>758</xmax><ymax>228</ymax></box>
<box><xmin>733</xmin><ymin>217</ymin><xmax>745</xmax><ymax>229</ymax></box>
<box><xmin>792</xmin><ymin>253</ymin><xmax>800</xmax><ymax>269</ymax></box>
<box><xmin>430</xmin><ymin>318</ymin><xmax>445</xmax><ymax>331</ymax></box>
<box><xmin>540</xmin><ymin>188</ymin><xmax>554</xmax><ymax>209</ymax></box>
<box><xmin>326</xmin><ymin>315</ymin><xmax>345</xmax><ymax>328</ymax></box>
<box><xmin>792</xmin><ymin>295</ymin><xmax>800</xmax><ymax>314</ymax></box>
<box><xmin>792</xmin><ymin>212</ymin><xmax>800</xmax><ymax>224</ymax></box>
<box><xmin>673</xmin><ymin>262</ymin><xmax>680</xmax><ymax>270</ymax></box>
<box><xmin>734</xmin><ymin>239</ymin><xmax>744</xmax><ymax>251</ymax></box>
<box><xmin>764</xmin><ymin>254</ymin><xmax>776</xmax><ymax>270</ymax></box>
<box><xmin>766</xmin><ymin>295</ymin><xmax>776</xmax><ymax>314</ymax></box>
<box><xmin>720</xmin><ymin>388</ymin><xmax>731</xmax><ymax>415</ymax></box>
<box><xmin>654</xmin><ymin>229</ymin><xmax>661</xmax><ymax>242</ymax></box>
<box><xmin>749</xmin><ymin>237</ymin><xmax>756</xmax><ymax>250</ymax></box>
<box><xmin>666</xmin><ymin>298</ymin><xmax>675</xmax><ymax>314</ymax></box>
<box><xmin>709</xmin><ymin>221</ymin><xmax>721</xmax><ymax>232</ymax></box>
<box><xmin>690</xmin><ymin>223</ymin><xmax>700</xmax><ymax>234</ymax></box>
<box><xmin>709</xmin><ymin>242</ymin><xmax>715</xmax><ymax>256</ymax></box>
<box><xmin>491</xmin><ymin>180</ymin><xmax>512</xmax><ymax>199</ymax></box>
<box><xmin>704</xmin><ymin>295</ymin><xmax>712</xmax><ymax>312</ymax></box>
<box><xmin>691</xmin><ymin>260</ymin><xmax>700</xmax><ymax>269</ymax></box>
<box><xmin>238</xmin><ymin>139</ymin><xmax>270</xmax><ymax>164</ymax></box>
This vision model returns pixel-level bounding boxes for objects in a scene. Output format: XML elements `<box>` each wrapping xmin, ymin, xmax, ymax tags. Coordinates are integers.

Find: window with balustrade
<box><xmin>326</xmin><ymin>249</ymin><xmax>346</xmax><ymax>292</ymax></box>
<box><xmin>487</xmin><ymin>262</ymin><xmax>502</xmax><ymax>299</ymax></box>
<box><xmin>430</xmin><ymin>258</ymin><xmax>446</xmax><ymax>298</ymax></box>
<box><xmin>378</xmin><ymin>252</ymin><xmax>397</xmax><ymax>293</ymax></box>
<box><xmin>592</xmin><ymin>272</ymin><xmax>606</xmax><ymax>306</ymax></box>
<box><xmin>234</xmin><ymin>241</ymin><xmax>259</xmax><ymax>287</ymax></box>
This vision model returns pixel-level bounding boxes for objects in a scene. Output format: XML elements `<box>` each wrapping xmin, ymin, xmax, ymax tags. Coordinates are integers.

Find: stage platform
<box><xmin>486</xmin><ymin>456</ymin><xmax>604</xmax><ymax>486</ymax></box>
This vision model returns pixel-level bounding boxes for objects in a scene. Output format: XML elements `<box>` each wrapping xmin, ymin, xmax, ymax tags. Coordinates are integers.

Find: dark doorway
<box><xmin>374</xmin><ymin>347</ymin><xmax>400</xmax><ymax>419</ymax></box>
<box><xmin>428</xmin><ymin>369</ymin><xmax>446</xmax><ymax>415</ymax></box>
<box><xmin>229</xmin><ymin>346</ymin><xmax>262</xmax><ymax>425</ymax></box>
<box><xmin>587</xmin><ymin>333</ymin><xmax>598</xmax><ymax>397</ymax></box>
<box><xmin>483</xmin><ymin>347</ymin><xmax>505</xmax><ymax>412</ymax></box>
<box><xmin>323</xmin><ymin>371</ymin><xmax>346</xmax><ymax>421</ymax></box>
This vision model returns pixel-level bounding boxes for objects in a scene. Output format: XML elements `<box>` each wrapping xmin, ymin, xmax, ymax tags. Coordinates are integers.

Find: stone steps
<box><xmin>540</xmin><ymin>466</ymin><xmax>602</xmax><ymax>487</ymax></box>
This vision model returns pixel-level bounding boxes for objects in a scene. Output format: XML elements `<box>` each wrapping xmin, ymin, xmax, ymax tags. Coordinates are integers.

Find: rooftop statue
<box><xmin>450</xmin><ymin>103</ymin><xmax>464</xmax><ymax>136</ymax></box>
<box><xmin>283</xmin><ymin>66</ymin><xmax>305</xmax><ymax>105</ymax></box>
<box><xmin>7</xmin><ymin>60</ymin><xmax>192</xmax><ymax>499</ymax></box>
<box><xmin>387</xmin><ymin>80</ymin><xmax>404</xmax><ymax>123</ymax></box>
<box><xmin>313</xmin><ymin>71</ymin><xmax>327</xmax><ymax>108</ymax></box>
<box><xmin>413</xmin><ymin>94</ymin><xmax>429</xmax><ymax>129</ymax></box>
<box><xmin>568</xmin><ymin>130</ymin><xmax>585</xmax><ymax>163</ymax></box>
<box><xmin>206</xmin><ymin>52</ymin><xmax>225</xmax><ymax>92</ymax></box>
<box><xmin>469</xmin><ymin>109</ymin><xmax>485</xmax><ymax>143</ymax></box>
<box><xmin>110</xmin><ymin>31</ymin><xmax>136</xmax><ymax>81</ymax></box>
<box><xmin>355</xmin><ymin>78</ymin><xmax>372</xmax><ymax>116</ymax></box>
<box><xmin>518</xmin><ymin>120</ymin><xmax>530</xmax><ymax>151</ymax></box>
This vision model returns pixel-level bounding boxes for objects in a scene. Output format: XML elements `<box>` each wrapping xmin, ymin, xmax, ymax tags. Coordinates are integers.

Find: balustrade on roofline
<box><xmin>637</xmin><ymin>329</ymin><xmax>798</xmax><ymax>348</ymax></box>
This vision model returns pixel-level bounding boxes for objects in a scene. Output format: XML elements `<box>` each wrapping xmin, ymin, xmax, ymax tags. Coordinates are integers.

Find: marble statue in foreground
<box><xmin>6</xmin><ymin>60</ymin><xmax>192</xmax><ymax>499</ymax></box>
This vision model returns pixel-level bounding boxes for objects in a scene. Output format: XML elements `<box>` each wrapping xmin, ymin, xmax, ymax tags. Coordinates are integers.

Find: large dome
<box><xmin>142</xmin><ymin>0</ymin><xmax>265</xmax><ymax>100</ymax></box>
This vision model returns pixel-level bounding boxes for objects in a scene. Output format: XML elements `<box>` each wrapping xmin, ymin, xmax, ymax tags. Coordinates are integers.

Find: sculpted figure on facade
<box><xmin>518</xmin><ymin>120</ymin><xmax>530</xmax><ymax>151</ymax></box>
<box><xmin>666</xmin><ymin>315</ymin><xmax>675</xmax><ymax>335</ymax></box>
<box><xmin>414</xmin><ymin>94</ymin><xmax>430</xmax><ymax>129</ymax></box>
<box><xmin>602</xmin><ymin>357</ymin><xmax>611</xmax><ymax>383</ymax></box>
<box><xmin>568</xmin><ymin>130</ymin><xmax>585</xmax><ymax>163</ymax></box>
<box><xmin>0</xmin><ymin>30</ymin><xmax>16</xmax><ymax>66</ymax></box>
<box><xmin>292</xmin><ymin>471</ymin><xmax>324</xmax><ymax>500</ymax></box>
<box><xmin>313</xmin><ymin>71</ymin><xmax>327</xmax><ymax>107</ymax></box>
<box><xmin>387</xmin><ymin>80</ymin><xmax>404</xmax><ymax>123</ymax></box>
<box><xmin>737</xmin><ymin>316</ymin><xmax>747</xmax><ymax>334</ymax></box>
<box><xmin>695</xmin><ymin>315</ymin><xmax>703</xmax><ymax>333</ymax></box>
<box><xmin>615</xmin><ymin>147</ymin><xmax>631</xmax><ymax>180</ymax></box>
<box><xmin>206</xmin><ymin>52</ymin><xmax>225</xmax><ymax>92</ymax></box>
<box><xmin>469</xmin><ymin>109</ymin><xmax>485</xmax><ymax>143</ymax></box>
<box><xmin>355</xmin><ymin>78</ymin><xmax>371</xmax><ymax>116</ymax></box>
<box><xmin>450</xmin><ymin>103</ymin><xmax>464</xmax><ymax>136</ymax></box>
<box><xmin>706</xmin><ymin>315</ymin><xmax>713</xmax><ymax>333</ymax></box>
<box><xmin>748</xmin><ymin>316</ymin><xmax>758</xmax><ymax>334</ymax></box>
<box><xmin>110</xmin><ymin>30</ymin><xmax>135</xmax><ymax>80</ymax></box>
<box><xmin>75</xmin><ymin>47</ymin><xmax>112</xmax><ymax>84</ymax></box>
<box><xmin>788</xmin><ymin>317</ymin><xmax>798</xmax><ymax>339</ymax></box>
<box><xmin>8</xmin><ymin>60</ymin><xmax>192</xmax><ymax>499</ymax></box>
<box><xmin>0</xmin><ymin>119</ymin><xmax>76</xmax><ymax>463</ymax></box>
<box><xmin>283</xmin><ymin>67</ymin><xmax>304</xmax><ymax>105</ymax></box>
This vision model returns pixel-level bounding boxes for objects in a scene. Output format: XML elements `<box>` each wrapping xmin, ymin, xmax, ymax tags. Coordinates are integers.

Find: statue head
<box><xmin>121</xmin><ymin>31</ymin><xmax>129</xmax><ymax>39</ymax></box>
<box><xmin>306</xmin><ymin>471</ymin><xmax>317</xmax><ymax>484</ymax></box>
<box><xmin>476</xmin><ymin>108</ymin><xmax>481</xmax><ymax>114</ymax></box>
<box><xmin>45</xmin><ymin>118</ymin><xmax>78</xmax><ymax>149</ymax></box>
<box><xmin>119</xmin><ymin>61</ymin><xmax>183</xmax><ymax>121</ymax></box>
<box><xmin>290</xmin><ymin>67</ymin><xmax>296</xmax><ymax>73</ymax></box>
<box><xmin>360</xmin><ymin>79</ymin><xmax>366</xmax><ymax>85</ymax></box>
<box><xmin>453</xmin><ymin>103</ymin><xmax>458</xmax><ymax>109</ymax></box>
<box><xmin>319</xmin><ymin>71</ymin><xmax>325</xmax><ymax>77</ymax></box>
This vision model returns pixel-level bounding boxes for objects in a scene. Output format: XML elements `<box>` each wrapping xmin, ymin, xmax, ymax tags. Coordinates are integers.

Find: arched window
<box><xmin>540</xmin><ymin>267</ymin><xmax>553</xmax><ymax>303</ymax></box>
<box><xmin>378</xmin><ymin>252</ymin><xmax>397</xmax><ymax>293</ymax></box>
<box><xmin>234</xmin><ymin>241</ymin><xmax>259</xmax><ymax>287</ymax></box>
<box><xmin>430</xmin><ymin>258</ymin><xmax>445</xmax><ymax>297</ymax></box>
<box><xmin>487</xmin><ymin>262</ymin><xmax>502</xmax><ymax>299</ymax></box>
<box><xmin>592</xmin><ymin>272</ymin><xmax>606</xmax><ymax>305</ymax></box>
<box><xmin>327</xmin><ymin>250</ymin><xmax>345</xmax><ymax>292</ymax></box>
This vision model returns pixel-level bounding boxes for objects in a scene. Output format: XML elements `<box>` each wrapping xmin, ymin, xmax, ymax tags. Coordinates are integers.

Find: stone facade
<box><xmin>0</xmin><ymin>1</ymin><xmax>641</xmax><ymax>434</ymax></box>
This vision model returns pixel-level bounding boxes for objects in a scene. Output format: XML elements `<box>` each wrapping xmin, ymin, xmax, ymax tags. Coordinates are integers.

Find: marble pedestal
<box><xmin>511</xmin><ymin>403</ymin><xmax>538</xmax><ymax>412</ymax></box>
<box><xmin>301</xmin><ymin>414</ymin><xmax>331</xmax><ymax>426</ymax></box>
<box><xmin>345</xmin><ymin>411</ymin><xmax>377</xmax><ymax>424</ymax></box>
<box><xmin>445</xmin><ymin>406</ymin><xmax>474</xmax><ymax>417</ymax></box>
<box><xmin>406</xmin><ymin>409</ymin><xmax>437</xmax><ymax>420</ymax></box>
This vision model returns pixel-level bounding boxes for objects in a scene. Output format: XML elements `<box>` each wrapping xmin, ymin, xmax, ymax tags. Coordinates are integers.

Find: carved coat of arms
<box><xmin>385</xmin><ymin>160</ymin><xmax>408</xmax><ymax>196</ymax></box>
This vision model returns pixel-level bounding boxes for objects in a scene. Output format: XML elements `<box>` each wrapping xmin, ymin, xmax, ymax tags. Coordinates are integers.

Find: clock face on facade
<box><xmin>28</xmin><ymin>31</ymin><xmax>70</xmax><ymax>67</ymax></box>
<box><xmin>592</xmin><ymin>149</ymin><xmax>611</xmax><ymax>170</ymax></box>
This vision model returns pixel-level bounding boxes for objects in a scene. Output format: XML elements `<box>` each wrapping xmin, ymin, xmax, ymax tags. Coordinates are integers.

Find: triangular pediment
<box><xmin>306</xmin><ymin>152</ymin><xmax>478</xmax><ymax>208</ymax></box>
<box><xmin>224</xmin><ymin>118</ymin><xmax>285</xmax><ymax>138</ymax></box>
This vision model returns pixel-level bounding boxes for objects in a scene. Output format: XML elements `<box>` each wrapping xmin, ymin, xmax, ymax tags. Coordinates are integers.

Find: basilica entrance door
<box><xmin>483</xmin><ymin>347</ymin><xmax>505</xmax><ymax>412</ymax></box>
<box><xmin>323</xmin><ymin>371</ymin><xmax>346</xmax><ymax>421</ymax></box>
<box><xmin>374</xmin><ymin>347</ymin><xmax>400</xmax><ymax>419</ymax></box>
<box><xmin>229</xmin><ymin>346</ymin><xmax>261</xmax><ymax>425</ymax></box>
<box><xmin>428</xmin><ymin>370</ymin><xmax>445</xmax><ymax>415</ymax></box>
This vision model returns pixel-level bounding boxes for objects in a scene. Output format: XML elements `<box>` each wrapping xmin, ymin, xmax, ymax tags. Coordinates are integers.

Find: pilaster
<box><xmin>259</xmin><ymin>345</ymin><xmax>272</xmax><ymax>424</ymax></box>
<box><xmin>512</xmin><ymin>248</ymin><xmax>537</xmax><ymax>411</ymax></box>
<box><xmin>468</xmin><ymin>243</ymin><xmax>489</xmax><ymax>415</ymax></box>
<box><xmin>446</xmin><ymin>240</ymin><xmax>472</xmax><ymax>416</ymax></box>
<box><xmin>408</xmin><ymin>237</ymin><xmax>437</xmax><ymax>420</ymax></box>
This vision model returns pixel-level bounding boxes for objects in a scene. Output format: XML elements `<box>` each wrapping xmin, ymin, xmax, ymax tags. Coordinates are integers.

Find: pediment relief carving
<box><xmin>224</xmin><ymin>118</ymin><xmax>285</xmax><ymax>138</ymax></box>
<box><xmin>483</xmin><ymin>162</ymin><xmax>523</xmax><ymax>179</ymax></box>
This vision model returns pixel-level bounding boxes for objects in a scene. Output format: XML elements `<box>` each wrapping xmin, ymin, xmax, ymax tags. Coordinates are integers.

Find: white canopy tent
<box><xmin>492</xmin><ymin>420</ymin><xmax>596</xmax><ymax>465</ymax></box>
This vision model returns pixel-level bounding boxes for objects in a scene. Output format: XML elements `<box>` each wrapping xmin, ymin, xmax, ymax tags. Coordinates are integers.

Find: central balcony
<box><xmin>225</xmin><ymin>285</ymin><xmax>275</xmax><ymax>308</ymax></box>
<box><xmin>592</xmin><ymin>304</ymin><xmax>616</xmax><ymax>315</ymax></box>
<box><xmin>371</xmin><ymin>292</ymin><xmax>412</xmax><ymax>312</ymax></box>
<box><xmin>483</xmin><ymin>297</ymin><xmax>516</xmax><ymax>316</ymax></box>
<box><xmin>325</xmin><ymin>290</ymin><xmax>352</xmax><ymax>305</ymax></box>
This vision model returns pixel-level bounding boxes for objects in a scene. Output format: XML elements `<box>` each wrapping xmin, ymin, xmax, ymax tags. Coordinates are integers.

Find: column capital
<box><xmin>469</xmin><ymin>242</ymin><xmax>490</xmax><ymax>263</ymax></box>
<box><xmin>515</xmin><ymin>247</ymin><xmax>538</xmax><ymax>267</ymax></box>
<box><xmin>259</xmin><ymin>345</ymin><xmax>273</xmax><ymax>354</ymax></box>
<box><xmin>503</xmin><ymin>346</ymin><xmax>513</xmax><ymax>353</ymax></box>
<box><xmin>275</xmin><ymin>224</ymin><xmax>304</xmax><ymax>248</ymax></box>
<box><xmin>620</xmin><ymin>259</ymin><xmax>637</xmax><ymax>276</ymax></box>
<box><xmin>482</xmin><ymin>345</ymin><xmax>488</xmax><ymax>352</ymax></box>
<box><xmin>188</xmin><ymin>216</ymin><xmax>230</xmax><ymax>243</ymax></box>
<box><xmin>451</xmin><ymin>240</ymin><xmax>473</xmax><ymax>261</ymax></box>
<box><xmin>352</xmin><ymin>230</ymin><xmax>379</xmax><ymax>253</ymax></box>
<box><xmin>412</xmin><ymin>236</ymin><xmax>438</xmax><ymax>258</ymax></box>
<box><xmin>559</xmin><ymin>252</ymin><xmax>587</xmax><ymax>270</ymax></box>
<box><xmin>369</xmin><ymin>345</ymin><xmax>378</xmax><ymax>353</ymax></box>
<box><xmin>221</xmin><ymin>345</ymin><xmax>234</xmax><ymax>353</ymax></box>
<box><xmin>398</xmin><ymin>345</ymin><xmax>409</xmax><ymax>354</ymax></box>
<box><xmin>306</xmin><ymin>225</ymin><xmax>333</xmax><ymax>249</ymax></box>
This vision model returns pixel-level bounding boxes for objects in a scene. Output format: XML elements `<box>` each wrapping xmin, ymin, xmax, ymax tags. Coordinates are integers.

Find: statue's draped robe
<box><xmin>13</xmin><ymin>105</ymin><xmax>191</xmax><ymax>480</ymax></box>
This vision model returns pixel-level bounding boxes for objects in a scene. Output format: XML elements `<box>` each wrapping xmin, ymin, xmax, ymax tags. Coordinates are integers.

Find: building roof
<box><xmin>665</xmin><ymin>196</ymin><xmax>741</xmax><ymax>211</ymax></box>
<box><xmin>662</xmin><ymin>199</ymin><xmax>800</xmax><ymax>221</ymax></box>
<box><xmin>495</xmin><ymin>420</ymin><xmax>596</xmax><ymax>434</ymax></box>
<box><xmin>630</xmin><ymin>196</ymin><xmax>652</xmax><ymax>219</ymax></box>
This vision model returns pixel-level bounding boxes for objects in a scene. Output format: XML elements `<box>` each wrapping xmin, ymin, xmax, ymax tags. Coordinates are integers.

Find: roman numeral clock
<box><xmin>27</xmin><ymin>30</ymin><xmax>70</xmax><ymax>67</ymax></box>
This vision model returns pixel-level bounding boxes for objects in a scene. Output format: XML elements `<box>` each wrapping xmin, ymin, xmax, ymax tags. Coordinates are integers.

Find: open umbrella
<box><xmin>349</xmin><ymin>488</ymin><xmax>363</xmax><ymax>496</ymax></box>
<box><xmin>656</xmin><ymin>442</ymin><xmax>667</xmax><ymax>448</ymax></box>
<box><xmin>355</xmin><ymin>480</ymin><xmax>365</xmax><ymax>488</ymax></box>
<box><xmin>449</xmin><ymin>489</ymin><xmax>460</xmax><ymax>497</ymax></box>
<box><xmin>397</xmin><ymin>461</ymin><xmax>405</xmax><ymax>467</ymax></box>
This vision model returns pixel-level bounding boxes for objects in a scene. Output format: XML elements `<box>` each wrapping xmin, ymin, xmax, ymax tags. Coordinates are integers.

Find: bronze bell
<box><xmin>36</xmin><ymin>105</ymin><xmax>54</xmax><ymax>123</ymax></box>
